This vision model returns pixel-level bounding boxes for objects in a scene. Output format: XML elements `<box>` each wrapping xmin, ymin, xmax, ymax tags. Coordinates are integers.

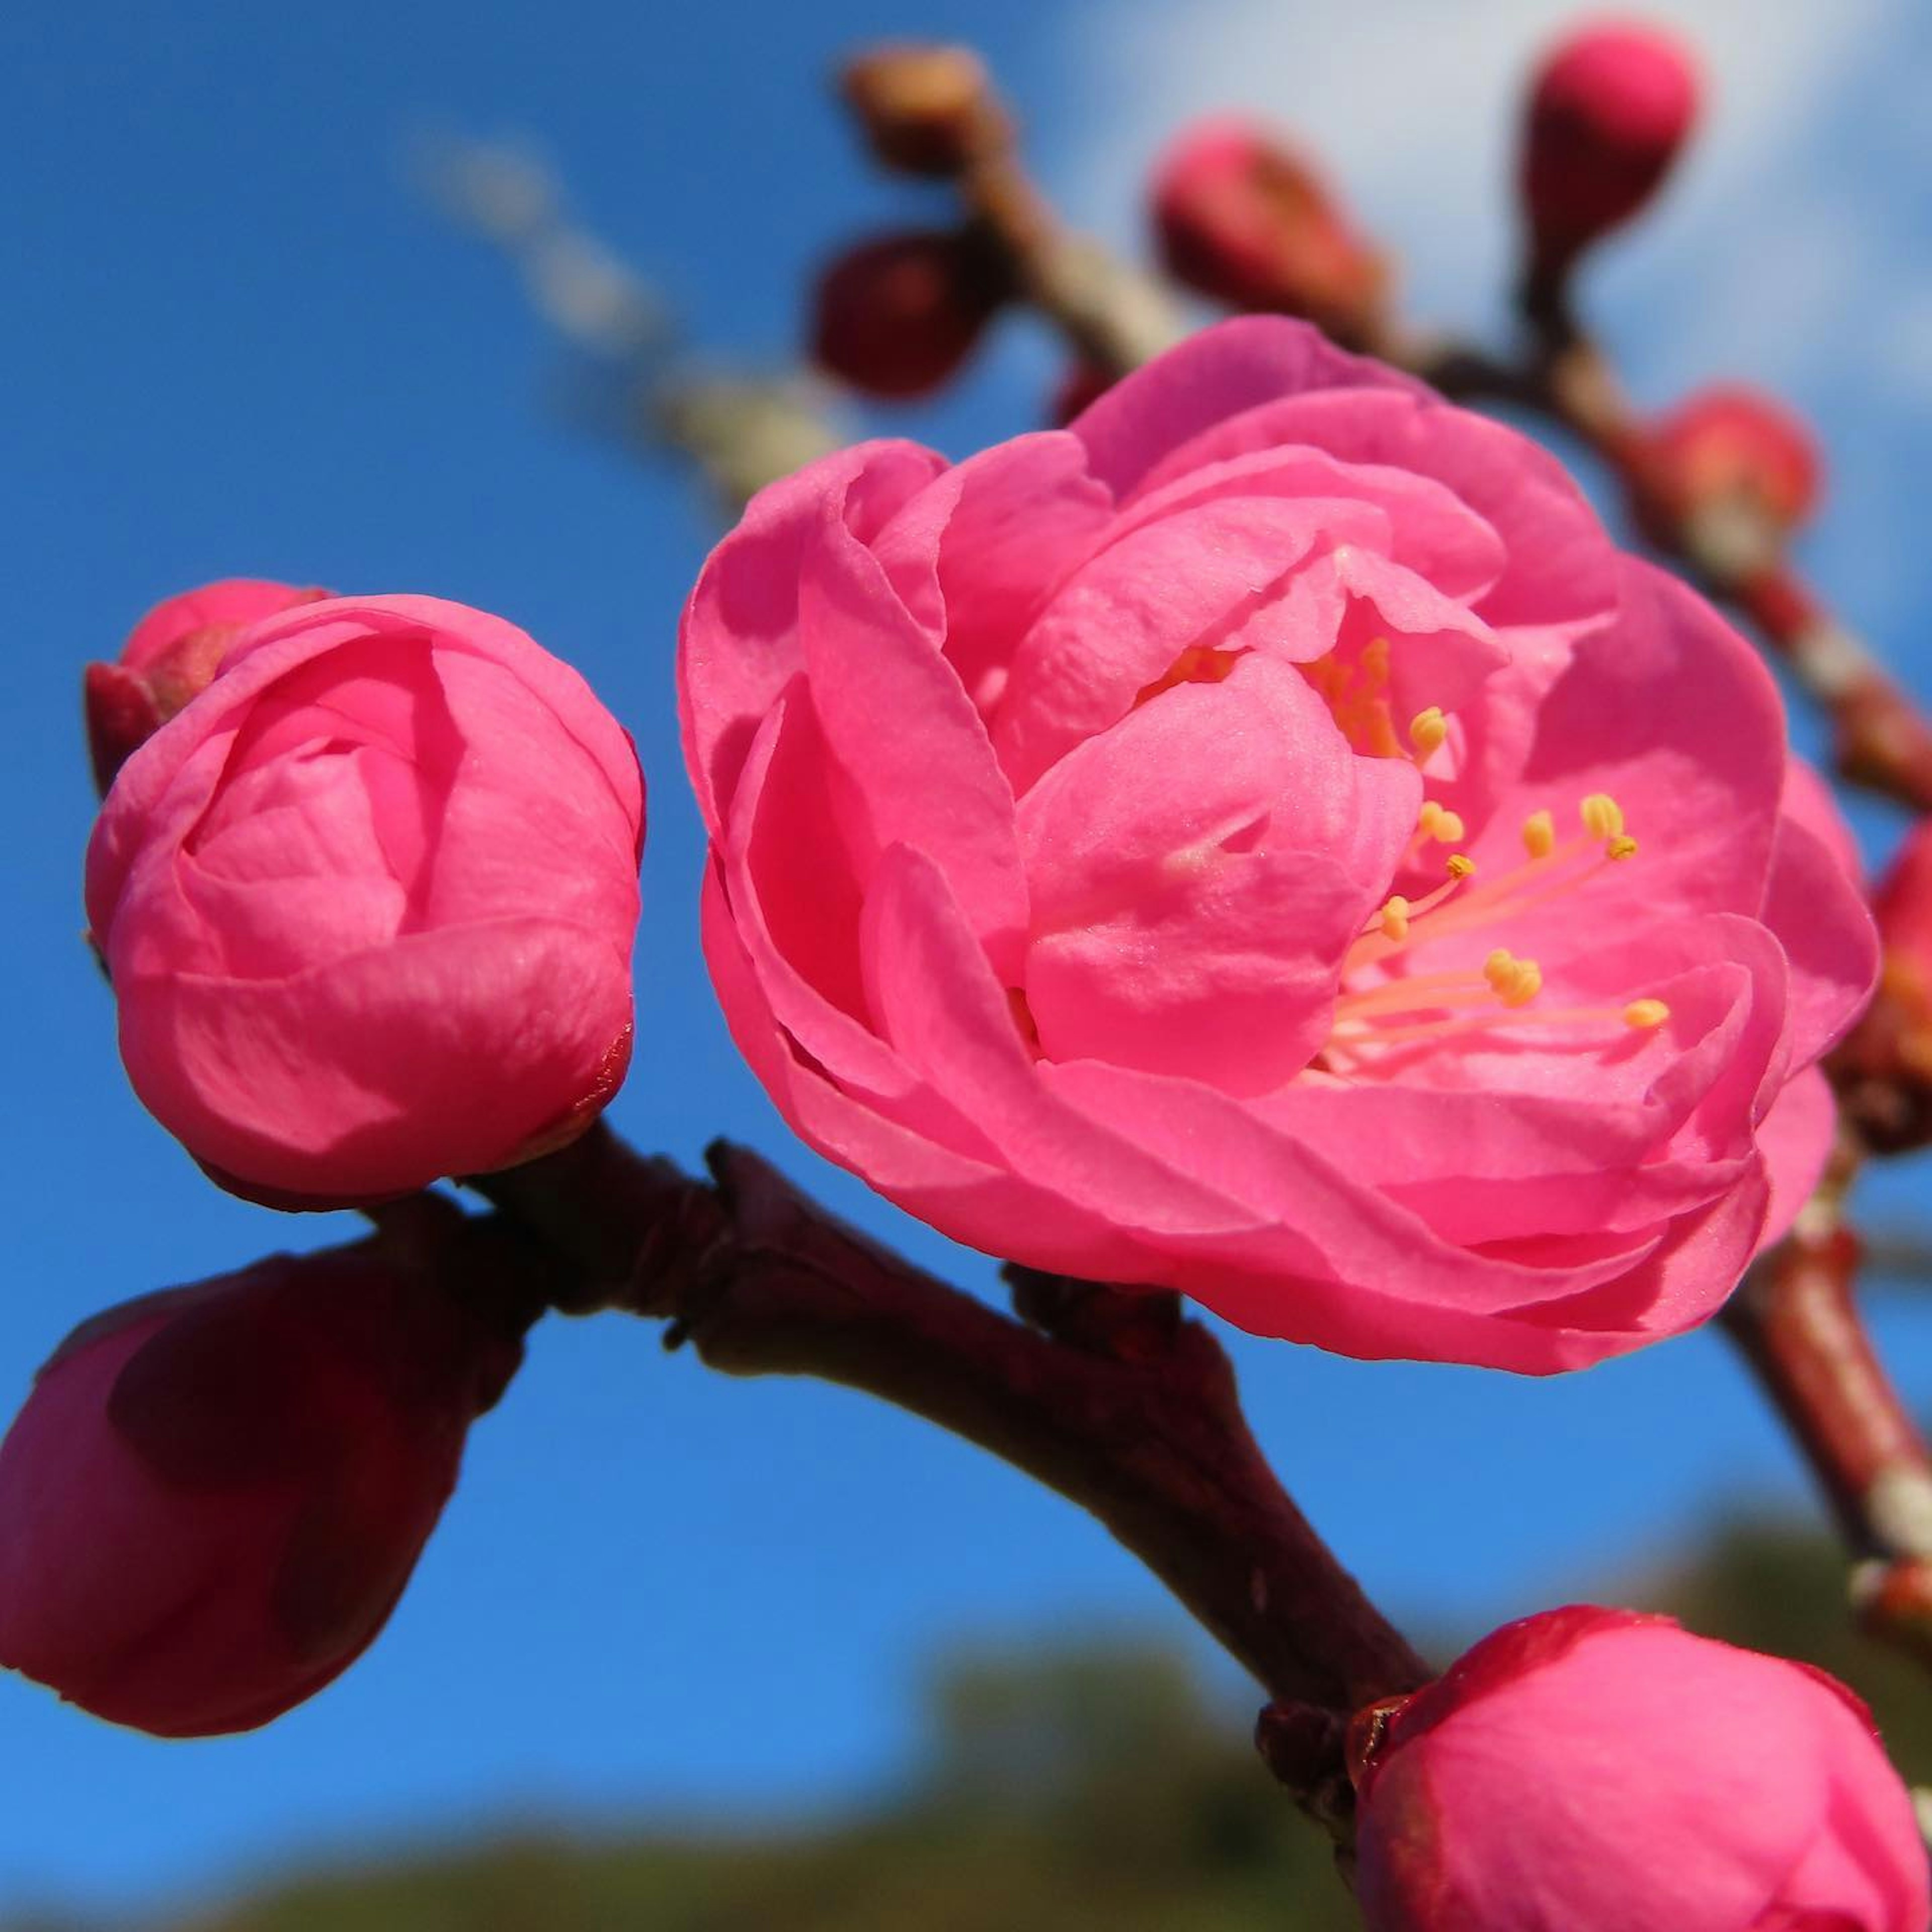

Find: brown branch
<box><xmin>475</xmin><ymin>1122</ymin><xmax>1430</xmax><ymax>1830</ymax></box>
<box><xmin>1718</xmin><ymin>1133</ymin><xmax>1932</xmax><ymax>1663</ymax></box>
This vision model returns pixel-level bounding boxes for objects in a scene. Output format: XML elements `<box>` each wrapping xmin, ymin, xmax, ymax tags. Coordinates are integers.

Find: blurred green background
<box><xmin>15</xmin><ymin>1516</ymin><xmax>1923</xmax><ymax>1932</ymax></box>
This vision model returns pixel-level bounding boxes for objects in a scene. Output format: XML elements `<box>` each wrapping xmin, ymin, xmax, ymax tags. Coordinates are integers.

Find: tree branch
<box><xmin>475</xmin><ymin>1123</ymin><xmax>1431</xmax><ymax>1821</ymax></box>
<box><xmin>1718</xmin><ymin>1136</ymin><xmax>1932</xmax><ymax>1663</ymax></box>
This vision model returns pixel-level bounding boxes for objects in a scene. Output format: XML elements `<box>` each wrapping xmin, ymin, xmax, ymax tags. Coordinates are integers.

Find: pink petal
<box><xmin>678</xmin><ymin>440</ymin><xmax>945</xmax><ymax>830</ymax></box>
<box><xmin>1068</xmin><ymin>315</ymin><xmax>1422</xmax><ymax>500</ymax></box>
<box><xmin>867</xmin><ymin>431</ymin><xmax>1115</xmax><ymax>716</ymax></box>
<box><xmin>798</xmin><ymin>481</ymin><xmax>1029</xmax><ymax>980</ymax></box>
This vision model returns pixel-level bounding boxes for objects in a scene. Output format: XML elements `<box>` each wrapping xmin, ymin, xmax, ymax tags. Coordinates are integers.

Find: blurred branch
<box><xmin>475</xmin><ymin>1122</ymin><xmax>1431</xmax><ymax>1850</ymax></box>
<box><xmin>417</xmin><ymin>131</ymin><xmax>844</xmax><ymax>509</ymax></box>
<box><xmin>1720</xmin><ymin>1132</ymin><xmax>1932</xmax><ymax>1666</ymax></box>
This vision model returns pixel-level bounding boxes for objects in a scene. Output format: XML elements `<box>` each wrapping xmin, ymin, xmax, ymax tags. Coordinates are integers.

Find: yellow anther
<box><xmin>1522</xmin><ymin>809</ymin><xmax>1555</xmax><ymax>859</ymax></box>
<box><xmin>1417</xmin><ymin>800</ymin><xmax>1466</xmax><ymax>845</ymax></box>
<box><xmin>1446</xmin><ymin>854</ymin><xmax>1477</xmax><ymax>879</ymax></box>
<box><xmin>1481</xmin><ymin>949</ymin><xmax>1542</xmax><ymax>1007</ymax></box>
<box><xmin>1606</xmin><ymin>834</ymin><xmax>1639</xmax><ymax>861</ymax></box>
<box><xmin>1580</xmin><ymin>792</ymin><xmax>1626</xmax><ymax>840</ymax></box>
<box><xmin>1502</xmin><ymin>960</ymin><xmax>1543</xmax><ymax>1007</ymax></box>
<box><xmin>1378</xmin><ymin>895</ymin><xmax>1411</xmax><ymax>942</ymax></box>
<box><xmin>1408</xmin><ymin>706</ymin><xmax>1447</xmax><ymax>760</ymax></box>
<box><xmin>1623</xmin><ymin>999</ymin><xmax>1671</xmax><ymax>1030</ymax></box>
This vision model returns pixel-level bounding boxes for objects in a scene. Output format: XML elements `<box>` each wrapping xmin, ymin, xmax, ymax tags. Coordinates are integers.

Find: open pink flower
<box><xmin>88</xmin><ymin>594</ymin><xmax>645</xmax><ymax>1208</ymax></box>
<box><xmin>1353</xmin><ymin>1606</ymin><xmax>1929</xmax><ymax>1931</ymax></box>
<box><xmin>680</xmin><ymin>317</ymin><xmax>1873</xmax><ymax>1372</ymax></box>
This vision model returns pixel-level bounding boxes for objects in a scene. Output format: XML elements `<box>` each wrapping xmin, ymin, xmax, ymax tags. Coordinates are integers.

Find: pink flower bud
<box><xmin>1520</xmin><ymin>21</ymin><xmax>1700</xmax><ymax>267</ymax></box>
<box><xmin>1354</xmin><ymin>1607</ymin><xmax>1929</xmax><ymax>1931</ymax></box>
<box><xmin>0</xmin><ymin>1232</ymin><xmax>530</xmax><ymax>1735</ymax></box>
<box><xmin>85</xmin><ymin>593</ymin><xmax>645</xmax><ymax>1208</ymax></box>
<box><xmin>1152</xmin><ymin>118</ymin><xmax>1386</xmax><ymax>335</ymax></box>
<box><xmin>810</xmin><ymin>229</ymin><xmax>1009</xmax><ymax>399</ymax></box>
<box><xmin>1650</xmin><ymin>384</ymin><xmax>1824</xmax><ymax>535</ymax></box>
<box><xmin>84</xmin><ymin>579</ymin><xmax>328</xmax><ymax>793</ymax></box>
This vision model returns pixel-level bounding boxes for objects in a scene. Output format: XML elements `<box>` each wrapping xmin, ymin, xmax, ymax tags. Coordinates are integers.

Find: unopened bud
<box><xmin>1519</xmin><ymin>21</ymin><xmax>1700</xmax><ymax>272</ymax></box>
<box><xmin>811</xmin><ymin>228</ymin><xmax>1010</xmax><ymax>399</ymax></box>
<box><xmin>84</xmin><ymin>579</ymin><xmax>327</xmax><ymax>793</ymax></box>
<box><xmin>0</xmin><ymin>1226</ymin><xmax>533</xmax><ymax>1736</ymax></box>
<box><xmin>1152</xmin><ymin>119</ymin><xmax>1387</xmax><ymax>339</ymax></box>
<box><xmin>1647</xmin><ymin>383</ymin><xmax>1822</xmax><ymax>536</ymax></box>
<box><xmin>1049</xmin><ymin>362</ymin><xmax>1115</xmax><ymax>427</ymax></box>
<box><xmin>840</xmin><ymin>44</ymin><xmax>1004</xmax><ymax>178</ymax></box>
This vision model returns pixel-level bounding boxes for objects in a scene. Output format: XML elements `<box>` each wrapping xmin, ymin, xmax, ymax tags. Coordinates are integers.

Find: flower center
<box><xmin>1322</xmin><ymin>790</ymin><xmax>1669</xmax><ymax>1063</ymax></box>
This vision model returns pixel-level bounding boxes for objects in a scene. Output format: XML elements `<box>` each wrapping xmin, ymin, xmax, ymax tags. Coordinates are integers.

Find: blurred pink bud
<box><xmin>1520</xmin><ymin>21</ymin><xmax>1700</xmax><ymax>267</ymax></box>
<box><xmin>1152</xmin><ymin>118</ymin><xmax>1386</xmax><ymax>335</ymax></box>
<box><xmin>86</xmin><ymin>593</ymin><xmax>645</xmax><ymax>1208</ymax></box>
<box><xmin>1354</xmin><ymin>1606</ymin><xmax>1929</xmax><ymax>1931</ymax></box>
<box><xmin>1650</xmin><ymin>384</ymin><xmax>1823</xmax><ymax>534</ymax></box>
<box><xmin>84</xmin><ymin>579</ymin><xmax>328</xmax><ymax>793</ymax></box>
<box><xmin>811</xmin><ymin>229</ymin><xmax>1009</xmax><ymax>399</ymax></box>
<box><xmin>0</xmin><ymin>1232</ymin><xmax>530</xmax><ymax>1736</ymax></box>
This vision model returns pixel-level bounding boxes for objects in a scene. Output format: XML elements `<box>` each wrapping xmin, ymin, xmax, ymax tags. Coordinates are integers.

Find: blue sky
<box><xmin>6</xmin><ymin>0</ymin><xmax>1932</xmax><ymax>1916</ymax></box>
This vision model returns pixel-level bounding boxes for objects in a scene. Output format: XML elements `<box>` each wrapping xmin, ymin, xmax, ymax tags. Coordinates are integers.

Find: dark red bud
<box><xmin>811</xmin><ymin>228</ymin><xmax>1010</xmax><ymax>399</ymax></box>
<box><xmin>1050</xmin><ymin>362</ymin><xmax>1115</xmax><ymax>426</ymax></box>
<box><xmin>0</xmin><ymin>1221</ymin><xmax>535</xmax><ymax>1736</ymax></box>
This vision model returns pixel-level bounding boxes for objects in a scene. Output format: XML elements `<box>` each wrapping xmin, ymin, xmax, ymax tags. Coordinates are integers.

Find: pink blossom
<box><xmin>1353</xmin><ymin>1606</ymin><xmax>1929</xmax><ymax>1931</ymax></box>
<box><xmin>0</xmin><ymin>1237</ymin><xmax>525</xmax><ymax>1736</ymax></box>
<box><xmin>87</xmin><ymin>593</ymin><xmax>645</xmax><ymax>1208</ymax></box>
<box><xmin>680</xmin><ymin>317</ymin><xmax>1875</xmax><ymax>1372</ymax></box>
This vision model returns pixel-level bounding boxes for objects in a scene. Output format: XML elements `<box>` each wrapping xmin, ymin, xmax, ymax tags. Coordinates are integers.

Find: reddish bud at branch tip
<box><xmin>1519</xmin><ymin>20</ymin><xmax>1700</xmax><ymax>267</ymax></box>
<box><xmin>0</xmin><ymin>1232</ymin><xmax>530</xmax><ymax>1737</ymax></box>
<box><xmin>1151</xmin><ymin>118</ymin><xmax>1387</xmax><ymax>337</ymax></box>
<box><xmin>84</xmin><ymin>578</ymin><xmax>327</xmax><ymax>793</ymax></box>
<box><xmin>840</xmin><ymin>44</ymin><xmax>1004</xmax><ymax>178</ymax></box>
<box><xmin>1647</xmin><ymin>383</ymin><xmax>1823</xmax><ymax>535</ymax></box>
<box><xmin>811</xmin><ymin>228</ymin><xmax>1010</xmax><ymax>399</ymax></box>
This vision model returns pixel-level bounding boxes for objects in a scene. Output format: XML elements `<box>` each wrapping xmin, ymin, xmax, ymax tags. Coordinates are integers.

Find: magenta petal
<box><xmin>678</xmin><ymin>440</ymin><xmax>946</xmax><ymax>830</ymax></box>
<box><xmin>867</xmin><ymin>431</ymin><xmax>1115</xmax><ymax>715</ymax></box>
<box><xmin>1069</xmin><ymin>315</ymin><xmax>1422</xmax><ymax>500</ymax></box>
<box><xmin>798</xmin><ymin>481</ymin><xmax>1029</xmax><ymax>981</ymax></box>
<box><xmin>1760</xmin><ymin>799</ymin><xmax>1878</xmax><ymax>1069</ymax></box>
<box><xmin>993</xmin><ymin>493</ymin><xmax>1386</xmax><ymax>793</ymax></box>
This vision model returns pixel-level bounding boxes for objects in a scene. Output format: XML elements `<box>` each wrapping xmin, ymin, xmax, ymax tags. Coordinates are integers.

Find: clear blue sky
<box><xmin>6</xmin><ymin>0</ymin><xmax>1932</xmax><ymax>1918</ymax></box>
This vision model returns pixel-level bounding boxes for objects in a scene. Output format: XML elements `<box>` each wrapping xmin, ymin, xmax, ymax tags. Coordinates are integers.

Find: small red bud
<box><xmin>1151</xmin><ymin>118</ymin><xmax>1387</xmax><ymax>338</ymax></box>
<box><xmin>1647</xmin><ymin>384</ymin><xmax>1822</xmax><ymax>535</ymax></box>
<box><xmin>1519</xmin><ymin>21</ymin><xmax>1700</xmax><ymax>270</ymax></box>
<box><xmin>0</xmin><ymin>1228</ymin><xmax>531</xmax><ymax>1736</ymax></box>
<box><xmin>840</xmin><ymin>44</ymin><xmax>1004</xmax><ymax>179</ymax></box>
<box><xmin>811</xmin><ymin>228</ymin><xmax>1009</xmax><ymax>399</ymax></box>
<box><xmin>1049</xmin><ymin>362</ymin><xmax>1115</xmax><ymax>427</ymax></box>
<box><xmin>84</xmin><ymin>578</ymin><xmax>328</xmax><ymax>793</ymax></box>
